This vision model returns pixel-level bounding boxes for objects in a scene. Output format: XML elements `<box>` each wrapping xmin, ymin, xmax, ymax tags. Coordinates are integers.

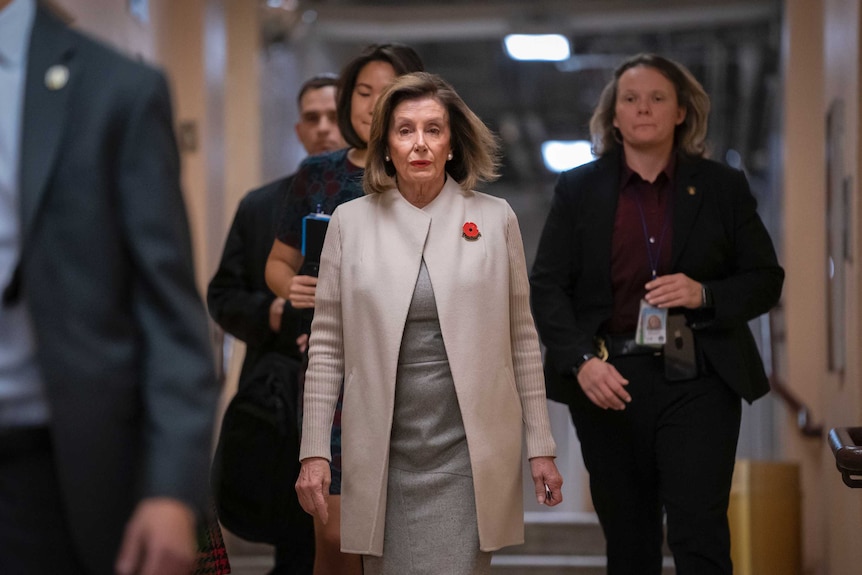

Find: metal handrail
<box><xmin>828</xmin><ymin>427</ymin><xmax>862</xmax><ymax>488</ymax></box>
<box><xmin>764</xmin><ymin>306</ymin><xmax>823</xmax><ymax>439</ymax></box>
<box><xmin>768</xmin><ymin>376</ymin><xmax>824</xmax><ymax>438</ymax></box>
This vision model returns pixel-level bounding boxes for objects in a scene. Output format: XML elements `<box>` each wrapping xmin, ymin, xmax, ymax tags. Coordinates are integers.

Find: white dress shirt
<box><xmin>0</xmin><ymin>0</ymin><xmax>50</xmax><ymax>428</ymax></box>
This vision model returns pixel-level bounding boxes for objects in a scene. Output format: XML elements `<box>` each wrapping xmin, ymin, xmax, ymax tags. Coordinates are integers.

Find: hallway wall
<box><xmin>820</xmin><ymin>2</ymin><xmax>862</xmax><ymax>573</ymax></box>
<box><xmin>783</xmin><ymin>0</ymin><xmax>862</xmax><ymax>573</ymax></box>
<box><xmin>52</xmin><ymin>0</ymin><xmax>260</xmax><ymax>292</ymax></box>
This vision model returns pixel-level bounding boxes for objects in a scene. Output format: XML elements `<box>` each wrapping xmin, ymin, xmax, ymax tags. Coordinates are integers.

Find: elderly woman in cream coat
<box><xmin>296</xmin><ymin>72</ymin><xmax>563</xmax><ymax>575</ymax></box>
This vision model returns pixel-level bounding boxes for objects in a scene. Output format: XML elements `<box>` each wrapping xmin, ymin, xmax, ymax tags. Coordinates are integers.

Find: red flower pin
<box><xmin>462</xmin><ymin>222</ymin><xmax>481</xmax><ymax>241</ymax></box>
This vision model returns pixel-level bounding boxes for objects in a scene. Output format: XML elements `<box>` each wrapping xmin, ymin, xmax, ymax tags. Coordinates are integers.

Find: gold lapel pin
<box><xmin>45</xmin><ymin>65</ymin><xmax>69</xmax><ymax>91</ymax></box>
<box><xmin>687</xmin><ymin>186</ymin><xmax>696</xmax><ymax>196</ymax></box>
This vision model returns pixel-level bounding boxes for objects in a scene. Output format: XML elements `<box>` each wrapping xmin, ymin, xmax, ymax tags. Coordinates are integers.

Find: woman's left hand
<box><xmin>644</xmin><ymin>273</ymin><xmax>702</xmax><ymax>309</ymax></box>
<box><xmin>295</xmin><ymin>457</ymin><xmax>331</xmax><ymax>524</ymax></box>
<box><xmin>529</xmin><ymin>456</ymin><xmax>563</xmax><ymax>507</ymax></box>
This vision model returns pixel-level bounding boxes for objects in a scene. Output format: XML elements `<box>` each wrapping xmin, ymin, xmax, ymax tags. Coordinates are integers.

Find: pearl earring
<box><xmin>385</xmin><ymin>155</ymin><xmax>390</xmax><ymax>162</ymax></box>
<box><xmin>447</xmin><ymin>152</ymin><xmax>453</xmax><ymax>161</ymax></box>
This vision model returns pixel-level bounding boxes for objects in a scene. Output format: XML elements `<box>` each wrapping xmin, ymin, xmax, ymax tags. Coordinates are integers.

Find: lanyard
<box><xmin>633</xmin><ymin>190</ymin><xmax>671</xmax><ymax>280</ymax></box>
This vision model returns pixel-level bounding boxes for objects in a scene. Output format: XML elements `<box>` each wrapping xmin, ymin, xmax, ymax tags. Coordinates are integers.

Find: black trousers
<box><xmin>0</xmin><ymin>430</ymin><xmax>89</xmax><ymax>574</ymax></box>
<box><xmin>272</xmin><ymin>516</ymin><xmax>314</xmax><ymax>575</ymax></box>
<box><xmin>568</xmin><ymin>354</ymin><xmax>741</xmax><ymax>575</ymax></box>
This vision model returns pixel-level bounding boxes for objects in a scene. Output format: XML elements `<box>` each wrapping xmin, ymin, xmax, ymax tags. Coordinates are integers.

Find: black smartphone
<box><xmin>301</xmin><ymin>215</ymin><xmax>330</xmax><ymax>278</ymax></box>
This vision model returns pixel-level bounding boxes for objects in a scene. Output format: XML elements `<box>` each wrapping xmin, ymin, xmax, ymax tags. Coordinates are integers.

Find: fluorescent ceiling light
<box><xmin>542</xmin><ymin>140</ymin><xmax>594</xmax><ymax>172</ymax></box>
<box><xmin>504</xmin><ymin>34</ymin><xmax>571</xmax><ymax>62</ymax></box>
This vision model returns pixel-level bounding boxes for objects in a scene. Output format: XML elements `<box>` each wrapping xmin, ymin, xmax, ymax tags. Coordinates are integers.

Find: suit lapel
<box><xmin>586</xmin><ymin>154</ymin><xmax>620</xmax><ymax>298</ymax></box>
<box><xmin>585</xmin><ymin>154</ymin><xmax>620</xmax><ymax>281</ymax></box>
<box><xmin>20</xmin><ymin>8</ymin><xmax>75</xmax><ymax>244</ymax></box>
<box><xmin>670</xmin><ymin>155</ymin><xmax>703</xmax><ymax>269</ymax></box>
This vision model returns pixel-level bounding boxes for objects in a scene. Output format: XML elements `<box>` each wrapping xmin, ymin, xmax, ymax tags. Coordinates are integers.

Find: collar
<box><xmin>619</xmin><ymin>150</ymin><xmax>676</xmax><ymax>189</ymax></box>
<box><xmin>389</xmin><ymin>173</ymin><xmax>466</xmax><ymax>215</ymax></box>
<box><xmin>0</xmin><ymin>0</ymin><xmax>35</xmax><ymax>68</ymax></box>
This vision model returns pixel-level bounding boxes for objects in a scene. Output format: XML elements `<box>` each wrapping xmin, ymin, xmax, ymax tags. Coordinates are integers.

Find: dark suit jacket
<box><xmin>13</xmin><ymin>8</ymin><xmax>217</xmax><ymax>572</ymax></box>
<box><xmin>207</xmin><ymin>176</ymin><xmax>303</xmax><ymax>387</ymax></box>
<box><xmin>530</xmin><ymin>151</ymin><xmax>784</xmax><ymax>405</ymax></box>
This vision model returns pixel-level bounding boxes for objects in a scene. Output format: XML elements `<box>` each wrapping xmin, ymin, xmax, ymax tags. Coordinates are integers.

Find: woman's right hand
<box><xmin>296</xmin><ymin>333</ymin><xmax>309</xmax><ymax>354</ymax></box>
<box><xmin>577</xmin><ymin>359</ymin><xmax>631</xmax><ymax>410</ymax></box>
<box><xmin>295</xmin><ymin>457</ymin><xmax>331</xmax><ymax>524</ymax></box>
<box><xmin>265</xmin><ymin>239</ymin><xmax>304</xmax><ymax>300</ymax></box>
<box><xmin>289</xmin><ymin>275</ymin><xmax>318</xmax><ymax>309</ymax></box>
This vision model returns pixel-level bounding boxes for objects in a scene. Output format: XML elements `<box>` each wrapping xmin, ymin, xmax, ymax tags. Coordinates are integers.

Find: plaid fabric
<box><xmin>194</xmin><ymin>511</ymin><xmax>231</xmax><ymax>575</ymax></box>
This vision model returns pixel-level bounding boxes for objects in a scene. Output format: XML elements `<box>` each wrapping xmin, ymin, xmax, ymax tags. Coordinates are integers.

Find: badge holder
<box><xmin>663</xmin><ymin>314</ymin><xmax>698</xmax><ymax>381</ymax></box>
<box><xmin>636</xmin><ymin>299</ymin><xmax>667</xmax><ymax>347</ymax></box>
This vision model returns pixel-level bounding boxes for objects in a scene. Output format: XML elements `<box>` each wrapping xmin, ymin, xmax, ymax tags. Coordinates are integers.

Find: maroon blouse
<box><xmin>604</xmin><ymin>155</ymin><xmax>675</xmax><ymax>335</ymax></box>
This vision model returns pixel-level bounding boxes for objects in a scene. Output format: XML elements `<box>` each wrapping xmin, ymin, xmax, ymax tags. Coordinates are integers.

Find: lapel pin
<box><xmin>45</xmin><ymin>65</ymin><xmax>69</xmax><ymax>91</ymax></box>
<box><xmin>687</xmin><ymin>186</ymin><xmax>696</xmax><ymax>196</ymax></box>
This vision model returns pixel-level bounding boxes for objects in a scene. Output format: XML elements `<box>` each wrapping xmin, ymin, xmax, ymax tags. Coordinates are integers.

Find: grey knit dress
<box><xmin>362</xmin><ymin>260</ymin><xmax>492</xmax><ymax>575</ymax></box>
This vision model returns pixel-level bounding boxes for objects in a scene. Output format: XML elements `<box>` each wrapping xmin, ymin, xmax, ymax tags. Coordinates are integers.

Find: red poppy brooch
<box><xmin>462</xmin><ymin>221</ymin><xmax>481</xmax><ymax>241</ymax></box>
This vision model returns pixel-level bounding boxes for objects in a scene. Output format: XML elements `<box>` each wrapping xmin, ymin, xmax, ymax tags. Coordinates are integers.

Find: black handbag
<box><xmin>211</xmin><ymin>352</ymin><xmax>311</xmax><ymax>544</ymax></box>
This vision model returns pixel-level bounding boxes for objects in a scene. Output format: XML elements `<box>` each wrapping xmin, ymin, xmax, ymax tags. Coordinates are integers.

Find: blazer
<box><xmin>208</xmin><ymin>175</ymin><xmax>303</xmax><ymax>387</ymax></box>
<box><xmin>530</xmin><ymin>151</ymin><xmax>784</xmax><ymax>405</ymax></box>
<box><xmin>299</xmin><ymin>176</ymin><xmax>557</xmax><ymax>555</ymax></box>
<box><xmin>12</xmin><ymin>8</ymin><xmax>217</xmax><ymax>572</ymax></box>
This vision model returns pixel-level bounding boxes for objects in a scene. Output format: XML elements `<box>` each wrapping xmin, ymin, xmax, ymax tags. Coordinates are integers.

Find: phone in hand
<box><xmin>301</xmin><ymin>213</ymin><xmax>330</xmax><ymax>277</ymax></box>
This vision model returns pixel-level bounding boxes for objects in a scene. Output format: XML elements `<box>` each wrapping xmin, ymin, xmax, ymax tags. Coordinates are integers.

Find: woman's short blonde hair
<box><xmin>589</xmin><ymin>53</ymin><xmax>711</xmax><ymax>158</ymax></box>
<box><xmin>364</xmin><ymin>72</ymin><xmax>500</xmax><ymax>194</ymax></box>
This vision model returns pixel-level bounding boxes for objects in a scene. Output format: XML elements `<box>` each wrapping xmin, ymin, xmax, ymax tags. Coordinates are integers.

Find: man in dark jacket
<box><xmin>207</xmin><ymin>73</ymin><xmax>344</xmax><ymax>574</ymax></box>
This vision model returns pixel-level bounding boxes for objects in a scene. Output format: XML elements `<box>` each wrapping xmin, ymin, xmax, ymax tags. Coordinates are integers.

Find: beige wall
<box><xmin>50</xmin><ymin>0</ymin><xmax>261</xmax><ymax>292</ymax></box>
<box><xmin>783</xmin><ymin>0</ymin><xmax>862</xmax><ymax>573</ymax></box>
<box><xmin>223</xmin><ymin>0</ymin><xmax>262</xmax><ymax>233</ymax></box>
<box><xmin>782</xmin><ymin>2</ymin><xmax>828</xmax><ymax>572</ymax></box>
<box><xmin>153</xmin><ymin>0</ymin><xmax>212</xmax><ymax>290</ymax></box>
<box><xmin>821</xmin><ymin>1</ymin><xmax>862</xmax><ymax>573</ymax></box>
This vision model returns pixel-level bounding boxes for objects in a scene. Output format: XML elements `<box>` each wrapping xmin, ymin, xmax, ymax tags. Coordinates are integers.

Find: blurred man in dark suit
<box><xmin>0</xmin><ymin>1</ymin><xmax>218</xmax><ymax>573</ymax></box>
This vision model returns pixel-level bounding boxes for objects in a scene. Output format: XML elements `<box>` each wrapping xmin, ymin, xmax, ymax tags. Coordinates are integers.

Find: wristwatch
<box><xmin>701</xmin><ymin>283</ymin><xmax>714</xmax><ymax>308</ymax></box>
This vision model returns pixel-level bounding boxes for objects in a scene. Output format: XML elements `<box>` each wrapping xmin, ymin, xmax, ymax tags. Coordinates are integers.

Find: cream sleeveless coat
<box><xmin>299</xmin><ymin>177</ymin><xmax>556</xmax><ymax>555</ymax></box>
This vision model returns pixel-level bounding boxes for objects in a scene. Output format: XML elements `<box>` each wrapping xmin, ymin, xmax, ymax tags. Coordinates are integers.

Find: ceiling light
<box><xmin>542</xmin><ymin>140</ymin><xmax>594</xmax><ymax>173</ymax></box>
<box><xmin>504</xmin><ymin>34</ymin><xmax>570</xmax><ymax>62</ymax></box>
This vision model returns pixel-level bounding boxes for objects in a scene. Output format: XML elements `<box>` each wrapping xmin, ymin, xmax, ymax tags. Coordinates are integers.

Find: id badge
<box><xmin>636</xmin><ymin>299</ymin><xmax>667</xmax><ymax>347</ymax></box>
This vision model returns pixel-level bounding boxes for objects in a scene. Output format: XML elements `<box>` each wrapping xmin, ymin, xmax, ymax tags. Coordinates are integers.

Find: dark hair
<box><xmin>296</xmin><ymin>73</ymin><xmax>339</xmax><ymax>109</ymax></box>
<box><xmin>364</xmin><ymin>72</ymin><xmax>500</xmax><ymax>194</ymax></box>
<box><xmin>337</xmin><ymin>43</ymin><xmax>425</xmax><ymax>149</ymax></box>
<box><xmin>589</xmin><ymin>53</ymin><xmax>710</xmax><ymax>157</ymax></box>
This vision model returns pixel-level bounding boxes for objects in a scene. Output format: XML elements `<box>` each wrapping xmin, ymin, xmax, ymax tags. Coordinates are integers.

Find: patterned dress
<box><xmin>276</xmin><ymin>148</ymin><xmax>363</xmax><ymax>494</ymax></box>
<box><xmin>276</xmin><ymin>148</ymin><xmax>364</xmax><ymax>248</ymax></box>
